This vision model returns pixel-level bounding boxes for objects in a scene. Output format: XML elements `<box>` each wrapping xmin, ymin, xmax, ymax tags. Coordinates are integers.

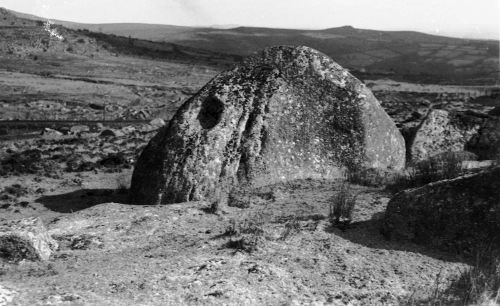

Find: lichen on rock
<box><xmin>409</xmin><ymin>109</ymin><xmax>483</xmax><ymax>163</ymax></box>
<box><xmin>130</xmin><ymin>46</ymin><xmax>405</xmax><ymax>205</ymax></box>
<box><xmin>382</xmin><ymin>166</ymin><xmax>500</xmax><ymax>255</ymax></box>
<box><xmin>0</xmin><ymin>217</ymin><xmax>58</xmax><ymax>262</ymax></box>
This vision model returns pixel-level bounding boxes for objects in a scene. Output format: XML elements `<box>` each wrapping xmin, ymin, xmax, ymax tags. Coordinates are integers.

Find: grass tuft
<box><xmin>329</xmin><ymin>183</ymin><xmax>357</xmax><ymax>229</ymax></box>
<box><xmin>387</xmin><ymin>153</ymin><xmax>465</xmax><ymax>194</ymax></box>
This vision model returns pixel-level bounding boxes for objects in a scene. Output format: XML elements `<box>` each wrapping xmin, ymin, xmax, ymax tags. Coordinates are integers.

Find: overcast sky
<box><xmin>2</xmin><ymin>0</ymin><xmax>499</xmax><ymax>39</ymax></box>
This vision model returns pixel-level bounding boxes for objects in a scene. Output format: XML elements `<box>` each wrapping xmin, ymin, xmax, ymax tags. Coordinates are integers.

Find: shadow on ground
<box><xmin>326</xmin><ymin>215</ymin><xmax>468</xmax><ymax>264</ymax></box>
<box><xmin>37</xmin><ymin>189</ymin><xmax>130</xmax><ymax>213</ymax></box>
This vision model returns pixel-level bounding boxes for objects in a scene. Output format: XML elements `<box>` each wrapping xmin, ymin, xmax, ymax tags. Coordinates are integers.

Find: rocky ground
<box><xmin>1</xmin><ymin>52</ymin><xmax>499</xmax><ymax>306</ymax></box>
<box><xmin>1</xmin><ymin>8</ymin><xmax>499</xmax><ymax>305</ymax></box>
<box><xmin>1</xmin><ymin>56</ymin><xmax>499</xmax><ymax>305</ymax></box>
<box><xmin>0</xmin><ymin>119</ymin><xmax>492</xmax><ymax>305</ymax></box>
<box><xmin>0</xmin><ymin>159</ymin><xmax>469</xmax><ymax>305</ymax></box>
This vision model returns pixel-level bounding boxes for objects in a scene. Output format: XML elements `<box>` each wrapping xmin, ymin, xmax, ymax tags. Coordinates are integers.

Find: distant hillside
<box><xmin>0</xmin><ymin>8</ymin><xmax>239</xmax><ymax>67</ymax></box>
<box><xmin>57</xmin><ymin>24</ymin><xmax>500</xmax><ymax>85</ymax></box>
<box><xmin>5</xmin><ymin>7</ymin><xmax>500</xmax><ymax>85</ymax></box>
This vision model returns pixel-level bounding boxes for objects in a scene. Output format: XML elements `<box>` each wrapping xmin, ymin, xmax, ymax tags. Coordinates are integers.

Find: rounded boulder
<box><xmin>130</xmin><ymin>46</ymin><xmax>405</xmax><ymax>204</ymax></box>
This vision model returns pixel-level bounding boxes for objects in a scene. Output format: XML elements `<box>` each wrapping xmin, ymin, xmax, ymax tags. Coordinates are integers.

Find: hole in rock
<box><xmin>198</xmin><ymin>96</ymin><xmax>224</xmax><ymax>129</ymax></box>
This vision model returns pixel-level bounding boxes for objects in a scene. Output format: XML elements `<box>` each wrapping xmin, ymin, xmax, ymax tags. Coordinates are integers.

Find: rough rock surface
<box><xmin>0</xmin><ymin>217</ymin><xmax>58</xmax><ymax>262</ymax></box>
<box><xmin>467</xmin><ymin>116</ymin><xmax>500</xmax><ymax>159</ymax></box>
<box><xmin>409</xmin><ymin>110</ymin><xmax>482</xmax><ymax>162</ymax></box>
<box><xmin>131</xmin><ymin>46</ymin><xmax>405</xmax><ymax>204</ymax></box>
<box><xmin>0</xmin><ymin>284</ymin><xmax>17</xmax><ymax>305</ymax></box>
<box><xmin>382</xmin><ymin>166</ymin><xmax>500</xmax><ymax>255</ymax></box>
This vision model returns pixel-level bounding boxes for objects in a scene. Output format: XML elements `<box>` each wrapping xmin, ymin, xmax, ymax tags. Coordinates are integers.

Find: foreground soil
<box><xmin>1</xmin><ymin>166</ymin><xmax>469</xmax><ymax>305</ymax></box>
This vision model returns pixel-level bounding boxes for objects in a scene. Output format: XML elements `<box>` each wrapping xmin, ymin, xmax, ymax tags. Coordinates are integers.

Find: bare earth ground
<box><xmin>0</xmin><ymin>49</ymin><xmax>498</xmax><ymax>303</ymax></box>
<box><xmin>0</xmin><ymin>161</ymin><xmax>467</xmax><ymax>305</ymax></box>
<box><xmin>0</xmin><ymin>54</ymin><xmax>219</xmax><ymax>121</ymax></box>
<box><xmin>0</xmin><ymin>52</ymin><xmax>497</xmax><ymax>305</ymax></box>
<box><xmin>0</xmin><ymin>16</ymin><xmax>498</xmax><ymax>304</ymax></box>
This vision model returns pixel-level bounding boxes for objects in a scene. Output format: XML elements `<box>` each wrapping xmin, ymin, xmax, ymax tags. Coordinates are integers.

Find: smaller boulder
<box><xmin>69</xmin><ymin>125</ymin><xmax>90</xmax><ymax>135</ymax></box>
<box><xmin>121</xmin><ymin>126</ymin><xmax>136</xmax><ymax>134</ymax></box>
<box><xmin>0</xmin><ymin>217</ymin><xmax>58</xmax><ymax>262</ymax></box>
<box><xmin>99</xmin><ymin>153</ymin><xmax>130</xmax><ymax>169</ymax></box>
<box><xmin>89</xmin><ymin>103</ymin><xmax>105</xmax><ymax>110</ymax></box>
<box><xmin>382</xmin><ymin>166</ymin><xmax>500</xmax><ymax>255</ymax></box>
<box><xmin>409</xmin><ymin>110</ymin><xmax>482</xmax><ymax>162</ymax></box>
<box><xmin>149</xmin><ymin>118</ymin><xmax>165</xmax><ymax>128</ymax></box>
<box><xmin>41</xmin><ymin>128</ymin><xmax>63</xmax><ymax>138</ymax></box>
<box><xmin>99</xmin><ymin>129</ymin><xmax>124</xmax><ymax>138</ymax></box>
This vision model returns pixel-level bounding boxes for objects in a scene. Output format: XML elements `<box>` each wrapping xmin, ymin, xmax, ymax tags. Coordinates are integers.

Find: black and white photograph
<box><xmin>0</xmin><ymin>0</ymin><xmax>499</xmax><ymax>304</ymax></box>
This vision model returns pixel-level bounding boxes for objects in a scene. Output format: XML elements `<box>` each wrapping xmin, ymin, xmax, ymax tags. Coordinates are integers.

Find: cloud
<box><xmin>170</xmin><ymin>0</ymin><xmax>213</xmax><ymax>25</ymax></box>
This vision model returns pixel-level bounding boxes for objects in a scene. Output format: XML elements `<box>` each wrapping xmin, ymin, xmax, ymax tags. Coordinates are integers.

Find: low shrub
<box><xmin>451</xmin><ymin>248</ymin><xmax>500</xmax><ymax>305</ymax></box>
<box><xmin>387</xmin><ymin>152</ymin><xmax>466</xmax><ymax>193</ymax></box>
<box><xmin>329</xmin><ymin>183</ymin><xmax>357</xmax><ymax>229</ymax></box>
<box><xmin>115</xmin><ymin>174</ymin><xmax>129</xmax><ymax>194</ymax></box>
<box><xmin>280</xmin><ymin>218</ymin><xmax>301</xmax><ymax>240</ymax></box>
<box><xmin>224</xmin><ymin>213</ymin><xmax>267</xmax><ymax>253</ymax></box>
<box><xmin>347</xmin><ymin>166</ymin><xmax>398</xmax><ymax>187</ymax></box>
<box><xmin>201</xmin><ymin>201</ymin><xmax>219</xmax><ymax>214</ymax></box>
<box><xmin>404</xmin><ymin>246</ymin><xmax>500</xmax><ymax>305</ymax></box>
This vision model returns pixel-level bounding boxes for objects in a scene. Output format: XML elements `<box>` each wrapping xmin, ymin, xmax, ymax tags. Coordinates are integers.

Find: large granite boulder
<box><xmin>0</xmin><ymin>217</ymin><xmax>58</xmax><ymax>262</ymax></box>
<box><xmin>130</xmin><ymin>46</ymin><xmax>405</xmax><ymax>205</ymax></box>
<box><xmin>409</xmin><ymin>110</ymin><xmax>482</xmax><ymax>162</ymax></box>
<box><xmin>382</xmin><ymin>166</ymin><xmax>500</xmax><ymax>254</ymax></box>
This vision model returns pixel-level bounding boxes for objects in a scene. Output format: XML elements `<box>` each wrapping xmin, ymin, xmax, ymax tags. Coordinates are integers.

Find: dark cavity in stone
<box><xmin>198</xmin><ymin>96</ymin><xmax>224</xmax><ymax>129</ymax></box>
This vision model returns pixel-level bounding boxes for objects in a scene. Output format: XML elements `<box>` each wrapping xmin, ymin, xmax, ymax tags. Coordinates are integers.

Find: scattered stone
<box><xmin>121</xmin><ymin>126</ymin><xmax>136</xmax><ymax>134</ymax></box>
<box><xmin>99</xmin><ymin>153</ymin><xmax>130</xmax><ymax>169</ymax></box>
<box><xmin>89</xmin><ymin>103</ymin><xmax>105</xmax><ymax>110</ymax></box>
<box><xmin>0</xmin><ymin>149</ymin><xmax>61</xmax><ymax>177</ymax></box>
<box><xmin>409</xmin><ymin>110</ymin><xmax>482</xmax><ymax>163</ymax></box>
<box><xmin>131</xmin><ymin>46</ymin><xmax>405</xmax><ymax>204</ymax></box>
<box><xmin>149</xmin><ymin>118</ymin><xmax>166</xmax><ymax>128</ymax></box>
<box><xmin>0</xmin><ymin>217</ymin><xmax>58</xmax><ymax>262</ymax></box>
<box><xmin>41</xmin><ymin>128</ymin><xmax>63</xmax><ymax>138</ymax></box>
<box><xmin>99</xmin><ymin>129</ymin><xmax>124</xmax><ymax>138</ymax></box>
<box><xmin>69</xmin><ymin>234</ymin><xmax>103</xmax><ymax>250</ymax></box>
<box><xmin>69</xmin><ymin>125</ymin><xmax>90</xmax><ymax>135</ymax></box>
<box><xmin>461</xmin><ymin>160</ymin><xmax>495</xmax><ymax>170</ymax></box>
<box><xmin>43</xmin><ymin>293</ymin><xmax>82</xmax><ymax>305</ymax></box>
<box><xmin>2</xmin><ymin>184</ymin><xmax>29</xmax><ymax>198</ymax></box>
<box><xmin>66</xmin><ymin>154</ymin><xmax>96</xmax><ymax>172</ymax></box>
<box><xmin>382</xmin><ymin>166</ymin><xmax>500</xmax><ymax>255</ymax></box>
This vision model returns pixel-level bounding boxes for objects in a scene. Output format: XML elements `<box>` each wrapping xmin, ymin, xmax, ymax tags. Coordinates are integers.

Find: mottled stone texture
<box><xmin>0</xmin><ymin>217</ymin><xmax>58</xmax><ymax>262</ymax></box>
<box><xmin>130</xmin><ymin>46</ymin><xmax>405</xmax><ymax>205</ymax></box>
<box><xmin>382</xmin><ymin>166</ymin><xmax>500</xmax><ymax>255</ymax></box>
<box><xmin>409</xmin><ymin>110</ymin><xmax>482</xmax><ymax>162</ymax></box>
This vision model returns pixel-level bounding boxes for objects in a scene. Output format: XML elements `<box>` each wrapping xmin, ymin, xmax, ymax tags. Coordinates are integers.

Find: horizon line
<box><xmin>4</xmin><ymin>7</ymin><xmax>499</xmax><ymax>41</ymax></box>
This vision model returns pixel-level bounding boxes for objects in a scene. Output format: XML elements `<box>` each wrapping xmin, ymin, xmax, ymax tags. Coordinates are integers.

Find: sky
<box><xmin>1</xmin><ymin>0</ymin><xmax>499</xmax><ymax>39</ymax></box>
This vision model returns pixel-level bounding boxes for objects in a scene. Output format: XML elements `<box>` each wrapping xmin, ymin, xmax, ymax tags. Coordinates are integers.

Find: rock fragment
<box><xmin>0</xmin><ymin>217</ymin><xmax>58</xmax><ymax>262</ymax></box>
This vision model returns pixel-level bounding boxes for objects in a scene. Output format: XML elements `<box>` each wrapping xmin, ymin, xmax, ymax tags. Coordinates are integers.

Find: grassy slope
<box><xmin>24</xmin><ymin>17</ymin><xmax>499</xmax><ymax>85</ymax></box>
